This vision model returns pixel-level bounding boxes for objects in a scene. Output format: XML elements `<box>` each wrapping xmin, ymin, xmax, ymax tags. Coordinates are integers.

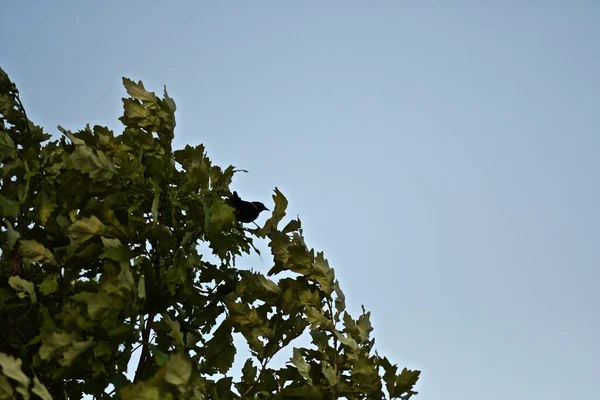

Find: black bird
<box><xmin>228</xmin><ymin>191</ymin><xmax>269</xmax><ymax>223</ymax></box>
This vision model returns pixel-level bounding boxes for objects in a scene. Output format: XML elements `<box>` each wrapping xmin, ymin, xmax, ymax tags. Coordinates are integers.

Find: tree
<box><xmin>0</xmin><ymin>67</ymin><xmax>420</xmax><ymax>399</ymax></box>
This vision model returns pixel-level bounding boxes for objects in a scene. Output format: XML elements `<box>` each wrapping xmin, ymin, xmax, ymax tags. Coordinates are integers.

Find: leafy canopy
<box><xmin>0</xmin><ymin>67</ymin><xmax>420</xmax><ymax>399</ymax></box>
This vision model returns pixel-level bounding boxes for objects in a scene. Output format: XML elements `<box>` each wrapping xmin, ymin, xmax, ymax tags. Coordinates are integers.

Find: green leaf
<box><xmin>160</xmin><ymin>313</ymin><xmax>184</xmax><ymax>351</ymax></box>
<box><xmin>258</xmin><ymin>188</ymin><xmax>288</xmax><ymax>235</ymax></box>
<box><xmin>0</xmin><ymin>95</ymin><xmax>13</xmax><ymax>115</ymax></box>
<box><xmin>93</xmin><ymin>341</ymin><xmax>113</xmax><ymax>359</ymax></box>
<box><xmin>202</xmin><ymin>322</ymin><xmax>236</xmax><ymax>374</ymax></box>
<box><xmin>89</xmin><ymin>149</ymin><xmax>117</xmax><ymax>180</ymax></box>
<box><xmin>356</xmin><ymin>308</ymin><xmax>373</xmax><ymax>343</ymax></box>
<box><xmin>122</xmin><ymin>98</ymin><xmax>151</xmax><ymax>122</ymax></box>
<box><xmin>282</xmin><ymin>218</ymin><xmax>301</xmax><ymax>234</ymax></box>
<box><xmin>121</xmin><ymin>382</ymin><xmax>160</xmax><ymax>400</ymax></box>
<box><xmin>39</xmin><ymin>307</ymin><xmax>57</xmax><ymax>335</ymax></box>
<box><xmin>122</xmin><ymin>78</ymin><xmax>157</xmax><ymax>103</ymax></box>
<box><xmin>72</xmin><ymin>291</ymin><xmax>114</xmax><ymax>320</ymax></box>
<box><xmin>392</xmin><ymin>368</ymin><xmax>421</xmax><ymax>397</ymax></box>
<box><xmin>305</xmin><ymin>306</ymin><xmax>329</xmax><ymax>329</ymax></box>
<box><xmin>208</xmin><ymin>202</ymin><xmax>235</xmax><ymax>231</ymax></box>
<box><xmin>0</xmin><ymin>130</ymin><xmax>16</xmax><ymax>159</ymax></box>
<box><xmin>289</xmin><ymin>348</ymin><xmax>312</xmax><ymax>385</ymax></box>
<box><xmin>3</xmin><ymin>221</ymin><xmax>20</xmax><ymax>247</ymax></box>
<box><xmin>34</xmin><ymin>187</ymin><xmax>56</xmax><ymax>225</ymax></box>
<box><xmin>322</xmin><ymin>362</ymin><xmax>337</xmax><ymax>387</ymax></box>
<box><xmin>162</xmin><ymin>86</ymin><xmax>177</xmax><ymax>113</ymax></box>
<box><xmin>333</xmin><ymin>331</ymin><xmax>358</xmax><ymax>352</ymax></box>
<box><xmin>8</xmin><ymin>276</ymin><xmax>37</xmax><ymax>303</ymax></box>
<box><xmin>241</xmin><ymin>358</ymin><xmax>257</xmax><ymax>383</ymax></box>
<box><xmin>137</xmin><ymin>276</ymin><xmax>146</xmax><ymax>300</ymax></box>
<box><xmin>61</xmin><ymin>339</ymin><xmax>95</xmax><ymax>367</ymax></box>
<box><xmin>57</xmin><ymin>125</ymin><xmax>86</xmax><ymax>146</ymax></box>
<box><xmin>164</xmin><ymin>353</ymin><xmax>192</xmax><ymax>386</ymax></box>
<box><xmin>38</xmin><ymin>274</ymin><xmax>59</xmax><ymax>295</ymax></box>
<box><xmin>149</xmin><ymin>345</ymin><xmax>169</xmax><ymax>367</ymax></box>
<box><xmin>31</xmin><ymin>377</ymin><xmax>53</xmax><ymax>400</ymax></box>
<box><xmin>39</xmin><ymin>331</ymin><xmax>73</xmax><ymax>361</ymax></box>
<box><xmin>19</xmin><ymin>240</ymin><xmax>56</xmax><ymax>265</ymax></box>
<box><xmin>101</xmin><ymin>237</ymin><xmax>122</xmax><ymax>248</ymax></box>
<box><xmin>0</xmin><ymin>195</ymin><xmax>19</xmax><ymax>218</ymax></box>
<box><xmin>101</xmin><ymin>246</ymin><xmax>134</xmax><ymax>264</ymax></box>
<box><xmin>0</xmin><ymin>353</ymin><xmax>30</xmax><ymax>390</ymax></box>
<box><xmin>334</xmin><ymin>281</ymin><xmax>346</xmax><ymax>315</ymax></box>
<box><xmin>0</xmin><ymin>374</ymin><xmax>14</xmax><ymax>399</ymax></box>
<box><xmin>68</xmin><ymin>215</ymin><xmax>107</xmax><ymax>244</ymax></box>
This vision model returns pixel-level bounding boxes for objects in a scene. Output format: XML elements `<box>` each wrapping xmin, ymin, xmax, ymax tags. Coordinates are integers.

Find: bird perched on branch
<box><xmin>228</xmin><ymin>191</ymin><xmax>269</xmax><ymax>223</ymax></box>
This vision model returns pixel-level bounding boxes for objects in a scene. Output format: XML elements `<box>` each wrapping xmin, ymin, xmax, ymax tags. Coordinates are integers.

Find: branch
<box><xmin>134</xmin><ymin>310</ymin><xmax>155</xmax><ymax>382</ymax></box>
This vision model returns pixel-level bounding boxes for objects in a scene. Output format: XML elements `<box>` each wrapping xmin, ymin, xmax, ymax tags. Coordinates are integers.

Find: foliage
<box><xmin>0</xmin><ymin>67</ymin><xmax>420</xmax><ymax>399</ymax></box>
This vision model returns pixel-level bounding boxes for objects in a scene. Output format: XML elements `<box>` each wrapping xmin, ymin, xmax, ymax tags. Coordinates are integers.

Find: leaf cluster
<box><xmin>0</xmin><ymin>68</ymin><xmax>420</xmax><ymax>399</ymax></box>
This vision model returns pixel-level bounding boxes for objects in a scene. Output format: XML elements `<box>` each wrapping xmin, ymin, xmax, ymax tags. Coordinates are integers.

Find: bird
<box><xmin>228</xmin><ymin>191</ymin><xmax>269</xmax><ymax>224</ymax></box>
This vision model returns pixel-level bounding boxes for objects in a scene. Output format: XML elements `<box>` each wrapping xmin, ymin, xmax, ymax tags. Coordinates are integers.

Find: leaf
<box><xmin>122</xmin><ymin>98</ymin><xmax>151</xmax><ymax>122</ymax></box>
<box><xmin>0</xmin><ymin>353</ymin><xmax>30</xmax><ymax>390</ymax></box>
<box><xmin>101</xmin><ymin>246</ymin><xmax>134</xmax><ymax>263</ymax></box>
<box><xmin>93</xmin><ymin>342</ymin><xmax>113</xmax><ymax>359</ymax></box>
<box><xmin>202</xmin><ymin>323</ymin><xmax>236</xmax><ymax>374</ymax></box>
<box><xmin>101</xmin><ymin>237</ymin><xmax>122</xmax><ymax>248</ymax></box>
<box><xmin>160</xmin><ymin>313</ymin><xmax>184</xmax><ymax>351</ymax></box>
<box><xmin>304</xmin><ymin>306</ymin><xmax>329</xmax><ymax>329</ymax></box>
<box><xmin>393</xmin><ymin>368</ymin><xmax>421</xmax><ymax>397</ymax></box>
<box><xmin>122</xmin><ymin>78</ymin><xmax>157</xmax><ymax>103</ymax></box>
<box><xmin>72</xmin><ymin>291</ymin><xmax>113</xmax><ymax>320</ymax></box>
<box><xmin>311</xmin><ymin>253</ymin><xmax>335</xmax><ymax>295</ymax></box>
<box><xmin>322</xmin><ymin>362</ymin><xmax>337</xmax><ymax>387</ymax></box>
<box><xmin>282</xmin><ymin>218</ymin><xmax>301</xmax><ymax>234</ymax></box>
<box><xmin>164</xmin><ymin>353</ymin><xmax>192</xmax><ymax>386</ymax></box>
<box><xmin>61</xmin><ymin>339</ymin><xmax>95</xmax><ymax>367</ymax></box>
<box><xmin>120</xmin><ymin>382</ymin><xmax>160</xmax><ymax>400</ymax></box>
<box><xmin>258</xmin><ymin>188</ymin><xmax>288</xmax><ymax>235</ymax></box>
<box><xmin>162</xmin><ymin>86</ymin><xmax>176</xmax><ymax>113</ymax></box>
<box><xmin>240</xmin><ymin>358</ymin><xmax>257</xmax><ymax>383</ymax></box>
<box><xmin>68</xmin><ymin>215</ymin><xmax>107</xmax><ymax>244</ymax></box>
<box><xmin>0</xmin><ymin>130</ymin><xmax>16</xmax><ymax>159</ymax></box>
<box><xmin>19</xmin><ymin>240</ymin><xmax>56</xmax><ymax>265</ymax></box>
<box><xmin>65</xmin><ymin>142</ymin><xmax>116</xmax><ymax>181</ymax></box>
<box><xmin>0</xmin><ymin>195</ymin><xmax>19</xmax><ymax>218</ymax></box>
<box><xmin>3</xmin><ymin>221</ymin><xmax>20</xmax><ymax>247</ymax></box>
<box><xmin>208</xmin><ymin>202</ymin><xmax>235</xmax><ymax>231</ymax></box>
<box><xmin>38</xmin><ymin>308</ymin><xmax>57</xmax><ymax>335</ymax></box>
<box><xmin>0</xmin><ymin>374</ymin><xmax>14</xmax><ymax>399</ymax></box>
<box><xmin>31</xmin><ymin>376</ymin><xmax>53</xmax><ymax>400</ymax></box>
<box><xmin>39</xmin><ymin>332</ymin><xmax>73</xmax><ymax>361</ymax></box>
<box><xmin>34</xmin><ymin>187</ymin><xmax>56</xmax><ymax>225</ymax></box>
<box><xmin>289</xmin><ymin>348</ymin><xmax>312</xmax><ymax>385</ymax></box>
<box><xmin>333</xmin><ymin>331</ymin><xmax>358</xmax><ymax>352</ymax></box>
<box><xmin>38</xmin><ymin>274</ymin><xmax>59</xmax><ymax>295</ymax></box>
<box><xmin>0</xmin><ymin>94</ymin><xmax>13</xmax><ymax>115</ymax></box>
<box><xmin>149</xmin><ymin>345</ymin><xmax>168</xmax><ymax>367</ymax></box>
<box><xmin>356</xmin><ymin>308</ymin><xmax>373</xmax><ymax>343</ymax></box>
<box><xmin>8</xmin><ymin>276</ymin><xmax>36</xmax><ymax>303</ymax></box>
<box><xmin>90</xmin><ymin>150</ymin><xmax>117</xmax><ymax>179</ymax></box>
<box><xmin>57</xmin><ymin>126</ymin><xmax>86</xmax><ymax>146</ymax></box>
<box><xmin>334</xmin><ymin>281</ymin><xmax>346</xmax><ymax>315</ymax></box>
<box><xmin>137</xmin><ymin>276</ymin><xmax>146</xmax><ymax>300</ymax></box>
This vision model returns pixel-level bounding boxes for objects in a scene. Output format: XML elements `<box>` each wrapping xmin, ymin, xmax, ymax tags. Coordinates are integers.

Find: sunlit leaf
<box><xmin>8</xmin><ymin>276</ymin><xmax>36</xmax><ymax>303</ymax></box>
<box><xmin>19</xmin><ymin>240</ymin><xmax>56</xmax><ymax>265</ymax></box>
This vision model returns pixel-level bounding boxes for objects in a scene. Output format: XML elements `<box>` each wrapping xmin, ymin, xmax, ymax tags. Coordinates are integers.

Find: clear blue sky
<box><xmin>3</xmin><ymin>1</ymin><xmax>599</xmax><ymax>399</ymax></box>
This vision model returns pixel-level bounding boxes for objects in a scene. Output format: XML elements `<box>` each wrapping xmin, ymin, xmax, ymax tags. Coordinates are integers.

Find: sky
<box><xmin>3</xmin><ymin>1</ymin><xmax>600</xmax><ymax>399</ymax></box>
